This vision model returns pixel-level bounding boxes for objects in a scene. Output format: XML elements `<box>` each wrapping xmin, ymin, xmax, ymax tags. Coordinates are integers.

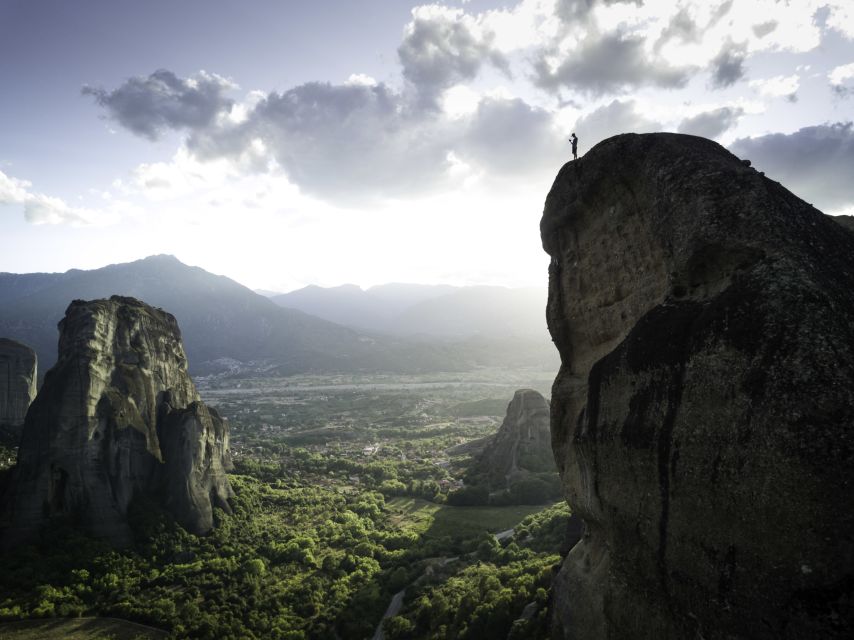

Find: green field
<box><xmin>0</xmin><ymin>617</ymin><xmax>166</xmax><ymax>639</ymax></box>
<box><xmin>386</xmin><ymin>497</ymin><xmax>553</xmax><ymax>539</ymax></box>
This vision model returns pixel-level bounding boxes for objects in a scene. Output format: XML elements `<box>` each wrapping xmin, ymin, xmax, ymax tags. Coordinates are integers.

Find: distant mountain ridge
<box><xmin>272</xmin><ymin>282</ymin><xmax>548</xmax><ymax>337</ymax></box>
<box><xmin>0</xmin><ymin>256</ymin><xmax>558</xmax><ymax>377</ymax></box>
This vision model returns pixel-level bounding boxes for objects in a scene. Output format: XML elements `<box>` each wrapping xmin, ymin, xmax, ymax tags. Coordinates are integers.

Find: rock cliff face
<box><xmin>541</xmin><ymin>133</ymin><xmax>854</xmax><ymax>639</ymax></box>
<box><xmin>2</xmin><ymin>296</ymin><xmax>233</xmax><ymax>546</ymax></box>
<box><xmin>469</xmin><ymin>389</ymin><xmax>553</xmax><ymax>489</ymax></box>
<box><xmin>0</xmin><ymin>338</ymin><xmax>37</xmax><ymax>429</ymax></box>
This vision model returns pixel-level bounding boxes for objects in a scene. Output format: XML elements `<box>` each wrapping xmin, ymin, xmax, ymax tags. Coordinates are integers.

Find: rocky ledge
<box><xmin>541</xmin><ymin>133</ymin><xmax>854</xmax><ymax>639</ymax></box>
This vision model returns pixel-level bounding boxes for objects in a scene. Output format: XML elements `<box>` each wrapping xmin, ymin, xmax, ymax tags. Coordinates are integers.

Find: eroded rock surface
<box><xmin>469</xmin><ymin>389</ymin><xmax>553</xmax><ymax>489</ymax></box>
<box><xmin>541</xmin><ymin>133</ymin><xmax>854</xmax><ymax>639</ymax></box>
<box><xmin>2</xmin><ymin>296</ymin><xmax>233</xmax><ymax>546</ymax></box>
<box><xmin>0</xmin><ymin>338</ymin><xmax>37</xmax><ymax>429</ymax></box>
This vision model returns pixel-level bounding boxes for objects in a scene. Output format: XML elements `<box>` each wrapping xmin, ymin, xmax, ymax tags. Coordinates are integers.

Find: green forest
<box><xmin>0</xmin><ymin>371</ymin><xmax>571</xmax><ymax>639</ymax></box>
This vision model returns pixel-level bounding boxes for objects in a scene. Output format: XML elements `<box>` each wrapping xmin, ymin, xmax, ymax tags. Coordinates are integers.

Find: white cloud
<box><xmin>825</xmin><ymin>1</ymin><xmax>854</xmax><ymax>39</ymax></box>
<box><xmin>441</xmin><ymin>84</ymin><xmax>481</xmax><ymax>118</ymax></box>
<box><xmin>398</xmin><ymin>5</ymin><xmax>509</xmax><ymax>105</ymax></box>
<box><xmin>829</xmin><ymin>62</ymin><xmax>854</xmax><ymax>96</ymax></box>
<box><xmin>23</xmin><ymin>194</ymin><xmax>101</xmax><ymax>225</ymax></box>
<box><xmin>79</xmin><ymin>2</ymin><xmax>854</xmax><ymax>213</ymax></box>
<box><xmin>829</xmin><ymin>63</ymin><xmax>854</xmax><ymax>86</ymax></box>
<box><xmin>750</xmin><ymin>74</ymin><xmax>800</xmax><ymax>99</ymax></box>
<box><xmin>0</xmin><ymin>170</ymin><xmax>31</xmax><ymax>204</ymax></box>
<box><xmin>0</xmin><ymin>169</ymin><xmax>112</xmax><ymax>225</ymax></box>
<box><xmin>571</xmin><ymin>100</ymin><xmax>663</xmax><ymax>150</ymax></box>
<box><xmin>345</xmin><ymin>73</ymin><xmax>378</xmax><ymax>87</ymax></box>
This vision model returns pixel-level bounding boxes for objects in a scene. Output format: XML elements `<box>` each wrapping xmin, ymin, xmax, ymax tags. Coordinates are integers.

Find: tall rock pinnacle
<box><xmin>0</xmin><ymin>338</ymin><xmax>37</xmax><ymax>429</ymax></box>
<box><xmin>469</xmin><ymin>389</ymin><xmax>553</xmax><ymax>490</ymax></box>
<box><xmin>541</xmin><ymin>133</ymin><xmax>854</xmax><ymax>639</ymax></box>
<box><xmin>2</xmin><ymin>296</ymin><xmax>233</xmax><ymax>546</ymax></box>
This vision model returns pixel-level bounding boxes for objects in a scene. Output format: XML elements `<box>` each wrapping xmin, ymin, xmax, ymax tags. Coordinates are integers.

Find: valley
<box><xmin>0</xmin><ymin>368</ymin><xmax>568</xmax><ymax>640</ymax></box>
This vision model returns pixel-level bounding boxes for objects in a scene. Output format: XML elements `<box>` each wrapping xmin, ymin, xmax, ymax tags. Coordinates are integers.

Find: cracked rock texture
<box><xmin>470</xmin><ymin>389</ymin><xmax>553</xmax><ymax>489</ymax></box>
<box><xmin>0</xmin><ymin>338</ymin><xmax>37</xmax><ymax>428</ymax></box>
<box><xmin>541</xmin><ymin>133</ymin><xmax>854</xmax><ymax>639</ymax></box>
<box><xmin>2</xmin><ymin>296</ymin><xmax>233</xmax><ymax>546</ymax></box>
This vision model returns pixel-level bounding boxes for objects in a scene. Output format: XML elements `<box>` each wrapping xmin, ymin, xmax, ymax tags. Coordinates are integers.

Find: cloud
<box><xmin>709</xmin><ymin>41</ymin><xmax>747</xmax><ymax>88</ymax></box>
<box><xmin>571</xmin><ymin>99</ymin><xmax>663</xmax><ymax>149</ymax></box>
<box><xmin>0</xmin><ymin>169</ymin><xmax>107</xmax><ymax>225</ymax></box>
<box><xmin>189</xmin><ymin>80</ymin><xmax>457</xmax><ymax>202</ymax></box>
<box><xmin>750</xmin><ymin>74</ymin><xmax>799</xmax><ymax>100</ymax></box>
<box><xmin>459</xmin><ymin>96</ymin><xmax>565</xmax><ymax>174</ymax></box>
<box><xmin>0</xmin><ymin>170</ymin><xmax>31</xmax><ymax>204</ymax></box>
<box><xmin>80</xmin><ymin>2</ymin><xmax>854</xmax><ymax>207</ymax></box>
<box><xmin>398</xmin><ymin>5</ymin><xmax>508</xmax><ymax>105</ymax></box>
<box><xmin>729</xmin><ymin>122</ymin><xmax>854</xmax><ymax>212</ymax></box>
<box><xmin>83</xmin><ymin>69</ymin><xmax>235</xmax><ymax>140</ymax></box>
<box><xmin>751</xmin><ymin>20</ymin><xmax>777</xmax><ymax>38</ymax></box>
<box><xmin>175</xmin><ymin>74</ymin><xmax>568</xmax><ymax>202</ymax></box>
<box><xmin>22</xmin><ymin>194</ymin><xmax>99</xmax><ymax>225</ymax></box>
<box><xmin>678</xmin><ymin>106</ymin><xmax>743</xmax><ymax>139</ymax></box>
<box><xmin>825</xmin><ymin>1</ymin><xmax>854</xmax><ymax>39</ymax></box>
<box><xmin>533</xmin><ymin>30</ymin><xmax>690</xmax><ymax>96</ymax></box>
<box><xmin>829</xmin><ymin>62</ymin><xmax>854</xmax><ymax>98</ymax></box>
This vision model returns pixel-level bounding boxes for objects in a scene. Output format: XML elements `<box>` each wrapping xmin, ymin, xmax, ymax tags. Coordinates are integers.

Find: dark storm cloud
<box><xmin>572</xmin><ymin>100</ymin><xmax>663</xmax><ymax>148</ymax></box>
<box><xmin>729</xmin><ymin>122</ymin><xmax>854</xmax><ymax>211</ymax></box>
<box><xmin>533</xmin><ymin>31</ymin><xmax>691</xmax><ymax>96</ymax></box>
<box><xmin>709</xmin><ymin>41</ymin><xmax>747</xmax><ymax>89</ymax></box>
<box><xmin>83</xmin><ymin>69</ymin><xmax>234</xmax><ymax>140</ymax></box>
<box><xmin>678</xmin><ymin>106</ymin><xmax>743</xmax><ymax>139</ymax></box>
<box><xmin>398</xmin><ymin>7</ymin><xmax>508</xmax><ymax>106</ymax></box>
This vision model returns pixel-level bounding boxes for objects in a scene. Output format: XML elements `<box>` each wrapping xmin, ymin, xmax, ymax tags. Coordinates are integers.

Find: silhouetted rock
<box><xmin>2</xmin><ymin>296</ymin><xmax>232</xmax><ymax>546</ymax></box>
<box><xmin>832</xmin><ymin>214</ymin><xmax>854</xmax><ymax>234</ymax></box>
<box><xmin>469</xmin><ymin>389</ymin><xmax>553</xmax><ymax>489</ymax></box>
<box><xmin>0</xmin><ymin>338</ymin><xmax>36</xmax><ymax>429</ymax></box>
<box><xmin>541</xmin><ymin>133</ymin><xmax>854</xmax><ymax>639</ymax></box>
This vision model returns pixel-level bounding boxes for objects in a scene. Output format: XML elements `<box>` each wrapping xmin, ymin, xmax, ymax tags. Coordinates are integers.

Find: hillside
<box><xmin>273</xmin><ymin>282</ymin><xmax>547</xmax><ymax>338</ymax></box>
<box><xmin>0</xmin><ymin>256</ymin><xmax>558</xmax><ymax>376</ymax></box>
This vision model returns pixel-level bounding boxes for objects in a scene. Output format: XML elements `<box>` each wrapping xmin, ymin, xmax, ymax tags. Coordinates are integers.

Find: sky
<box><xmin>0</xmin><ymin>0</ymin><xmax>852</xmax><ymax>293</ymax></box>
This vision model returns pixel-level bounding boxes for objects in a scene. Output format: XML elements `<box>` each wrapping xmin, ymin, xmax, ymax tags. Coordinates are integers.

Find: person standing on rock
<box><xmin>569</xmin><ymin>133</ymin><xmax>578</xmax><ymax>160</ymax></box>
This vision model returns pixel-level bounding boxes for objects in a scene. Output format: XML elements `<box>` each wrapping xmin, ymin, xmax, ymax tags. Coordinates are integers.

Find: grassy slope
<box><xmin>0</xmin><ymin>617</ymin><xmax>167</xmax><ymax>639</ymax></box>
<box><xmin>386</xmin><ymin>497</ymin><xmax>552</xmax><ymax>539</ymax></box>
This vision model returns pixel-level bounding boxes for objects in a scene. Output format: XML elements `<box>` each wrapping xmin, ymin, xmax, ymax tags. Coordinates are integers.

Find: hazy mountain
<box><xmin>0</xmin><ymin>255</ymin><xmax>377</xmax><ymax>376</ymax></box>
<box><xmin>0</xmin><ymin>256</ymin><xmax>558</xmax><ymax>377</ymax></box>
<box><xmin>273</xmin><ymin>282</ymin><xmax>547</xmax><ymax>338</ymax></box>
<box><xmin>397</xmin><ymin>286</ymin><xmax>547</xmax><ymax>337</ymax></box>
<box><xmin>253</xmin><ymin>289</ymin><xmax>284</xmax><ymax>298</ymax></box>
<box><xmin>365</xmin><ymin>283</ymin><xmax>459</xmax><ymax>315</ymax></box>
<box><xmin>272</xmin><ymin>284</ymin><xmax>391</xmax><ymax>330</ymax></box>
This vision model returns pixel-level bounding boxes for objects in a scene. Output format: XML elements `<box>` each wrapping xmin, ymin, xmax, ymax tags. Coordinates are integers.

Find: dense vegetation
<box><xmin>0</xmin><ymin>371</ymin><xmax>569</xmax><ymax>639</ymax></box>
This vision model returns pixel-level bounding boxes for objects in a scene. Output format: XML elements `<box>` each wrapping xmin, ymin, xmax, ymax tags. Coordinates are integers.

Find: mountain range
<box><xmin>0</xmin><ymin>256</ymin><xmax>557</xmax><ymax>377</ymax></box>
<box><xmin>270</xmin><ymin>283</ymin><xmax>547</xmax><ymax>338</ymax></box>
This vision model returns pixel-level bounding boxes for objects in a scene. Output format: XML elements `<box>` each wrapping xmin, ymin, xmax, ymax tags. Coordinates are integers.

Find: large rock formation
<box><xmin>2</xmin><ymin>296</ymin><xmax>233</xmax><ymax>546</ymax></box>
<box><xmin>541</xmin><ymin>133</ymin><xmax>854</xmax><ymax>639</ymax></box>
<box><xmin>469</xmin><ymin>389</ymin><xmax>553</xmax><ymax>489</ymax></box>
<box><xmin>0</xmin><ymin>338</ymin><xmax>37</xmax><ymax>429</ymax></box>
